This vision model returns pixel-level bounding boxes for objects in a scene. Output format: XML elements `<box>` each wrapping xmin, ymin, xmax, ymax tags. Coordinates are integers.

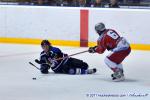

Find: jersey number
<box><xmin>107</xmin><ymin>31</ymin><xmax>119</xmax><ymax>39</ymax></box>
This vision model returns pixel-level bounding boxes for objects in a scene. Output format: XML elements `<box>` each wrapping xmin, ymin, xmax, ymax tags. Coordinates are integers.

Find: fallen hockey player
<box><xmin>35</xmin><ymin>40</ymin><xmax>97</xmax><ymax>75</ymax></box>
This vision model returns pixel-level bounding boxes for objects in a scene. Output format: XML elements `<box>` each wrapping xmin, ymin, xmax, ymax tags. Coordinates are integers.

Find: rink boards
<box><xmin>0</xmin><ymin>5</ymin><xmax>150</xmax><ymax>50</ymax></box>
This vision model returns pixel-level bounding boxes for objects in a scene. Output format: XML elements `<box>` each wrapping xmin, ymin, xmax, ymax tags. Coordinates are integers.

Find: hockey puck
<box><xmin>32</xmin><ymin>77</ymin><xmax>36</xmax><ymax>80</ymax></box>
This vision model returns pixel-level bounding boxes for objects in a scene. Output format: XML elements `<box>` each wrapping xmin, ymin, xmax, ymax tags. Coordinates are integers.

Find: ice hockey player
<box><xmin>88</xmin><ymin>22</ymin><xmax>131</xmax><ymax>82</ymax></box>
<box><xmin>35</xmin><ymin>40</ymin><xmax>96</xmax><ymax>75</ymax></box>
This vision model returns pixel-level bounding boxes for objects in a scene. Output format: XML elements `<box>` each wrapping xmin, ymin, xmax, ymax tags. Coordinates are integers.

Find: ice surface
<box><xmin>0</xmin><ymin>43</ymin><xmax>150</xmax><ymax>100</ymax></box>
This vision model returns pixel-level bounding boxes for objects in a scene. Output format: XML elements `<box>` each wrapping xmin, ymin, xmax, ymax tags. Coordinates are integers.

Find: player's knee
<box><xmin>82</xmin><ymin>62</ymin><xmax>89</xmax><ymax>69</ymax></box>
<box><xmin>40</xmin><ymin>64</ymin><xmax>50</xmax><ymax>74</ymax></box>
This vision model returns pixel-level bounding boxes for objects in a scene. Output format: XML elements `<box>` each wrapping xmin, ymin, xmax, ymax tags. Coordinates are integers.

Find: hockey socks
<box><xmin>69</xmin><ymin>68</ymin><xmax>97</xmax><ymax>75</ymax></box>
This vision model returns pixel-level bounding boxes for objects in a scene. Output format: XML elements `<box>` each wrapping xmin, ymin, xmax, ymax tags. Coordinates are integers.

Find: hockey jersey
<box><xmin>40</xmin><ymin>46</ymin><xmax>68</xmax><ymax>72</ymax></box>
<box><xmin>95</xmin><ymin>29</ymin><xmax>130</xmax><ymax>53</ymax></box>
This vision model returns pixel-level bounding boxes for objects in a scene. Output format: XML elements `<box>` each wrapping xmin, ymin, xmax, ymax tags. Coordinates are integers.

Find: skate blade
<box><xmin>113</xmin><ymin>76</ymin><xmax>125</xmax><ymax>82</ymax></box>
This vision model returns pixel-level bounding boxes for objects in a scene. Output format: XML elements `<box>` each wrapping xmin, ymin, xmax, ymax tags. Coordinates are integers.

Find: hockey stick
<box><xmin>29</xmin><ymin>62</ymin><xmax>40</xmax><ymax>70</ymax></box>
<box><xmin>69</xmin><ymin>50</ymin><xmax>88</xmax><ymax>57</ymax></box>
<box><xmin>54</xmin><ymin>50</ymin><xmax>89</xmax><ymax>61</ymax></box>
<box><xmin>34</xmin><ymin>50</ymin><xmax>89</xmax><ymax>65</ymax></box>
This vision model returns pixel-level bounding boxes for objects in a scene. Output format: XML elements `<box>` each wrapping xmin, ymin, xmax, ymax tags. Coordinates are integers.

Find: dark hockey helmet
<box><xmin>95</xmin><ymin>22</ymin><xmax>106</xmax><ymax>35</ymax></box>
<box><xmin>41</xmin><ymin>39</ymin><xmax>51</xmax><ymax>46</ymax></box>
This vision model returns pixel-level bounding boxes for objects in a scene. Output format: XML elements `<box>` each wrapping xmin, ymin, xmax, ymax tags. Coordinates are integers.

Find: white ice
<box><xmin>0</xmin><ymin>43</ymin><xmax>150</xmax><ymax>100</ymax></box>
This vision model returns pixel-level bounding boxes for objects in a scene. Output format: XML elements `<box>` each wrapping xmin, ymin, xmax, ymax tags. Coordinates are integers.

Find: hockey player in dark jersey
<box><xmin>35</xmin><ymin>40</ymin><xmax>96</xmax><ymax>75</ymax></box>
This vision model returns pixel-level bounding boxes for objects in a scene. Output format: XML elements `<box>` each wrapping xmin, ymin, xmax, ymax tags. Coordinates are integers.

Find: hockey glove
<box><xmin>88</xmin><ymin>46</ymin><xmax>97</xmax><ymax>53</ymax></box>
<box><xmin>35</xmin><ymin>59</ymin><xmax>42</xmax><ymax>64</ymax></box>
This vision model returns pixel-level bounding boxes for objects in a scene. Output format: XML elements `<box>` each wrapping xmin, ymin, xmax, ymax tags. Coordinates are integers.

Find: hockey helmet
<box><xmin>95</xmin><ymin>22</ymin><xmax>106</xmax><ymax>35</ymax></box>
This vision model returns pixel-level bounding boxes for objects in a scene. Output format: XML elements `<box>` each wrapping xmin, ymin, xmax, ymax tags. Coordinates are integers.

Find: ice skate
<box><xmin>86</xmin><ymin>68</ymin><xmax>97</xmax><ymax>74</ymax></box>
<box><xmin>111</xmin><ymin>68</ymin><xmax>125</xmax><ymax>82</ymax></box>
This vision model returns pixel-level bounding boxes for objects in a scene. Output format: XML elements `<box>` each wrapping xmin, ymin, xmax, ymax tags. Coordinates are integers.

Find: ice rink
<box><xmin>0</xmin><ymin>43</ymin><xmax>150</xmax><ymax>100</ymax></box>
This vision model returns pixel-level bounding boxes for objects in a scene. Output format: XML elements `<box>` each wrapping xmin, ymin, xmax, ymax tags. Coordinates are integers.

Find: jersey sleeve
<box><xmin>40</xmin><ymin>52</ymin><xmax>47</xmax><ymax>64</ymax></box>
<box><xmin>95</xmin><ymin>35</ymin><xmax>107</xmax><ymax>54</ymax></box>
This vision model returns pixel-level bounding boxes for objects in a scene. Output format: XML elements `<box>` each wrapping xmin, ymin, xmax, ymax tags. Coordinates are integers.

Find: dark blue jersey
<box><xmin>40</xmin><ymin>46</ymin><xmax>68</xmax><ymax>72</ymax></box>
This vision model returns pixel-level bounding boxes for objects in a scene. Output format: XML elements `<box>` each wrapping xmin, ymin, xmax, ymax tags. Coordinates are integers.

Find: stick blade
<box><xmin>29</xmin><ymin>62</ymin><xmax>40</xmax><ymax>70</ymax></box>
<box><xmin>29</xmin><ymin>62</ymin><xmax>34</xmax><ymax>66</ymax></box>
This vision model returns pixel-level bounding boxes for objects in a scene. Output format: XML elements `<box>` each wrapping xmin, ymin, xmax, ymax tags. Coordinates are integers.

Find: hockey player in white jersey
<box><xmin>88</xmin><ymin>22</ymin><xmax>131</xmax><ymax>81</ymax></box>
